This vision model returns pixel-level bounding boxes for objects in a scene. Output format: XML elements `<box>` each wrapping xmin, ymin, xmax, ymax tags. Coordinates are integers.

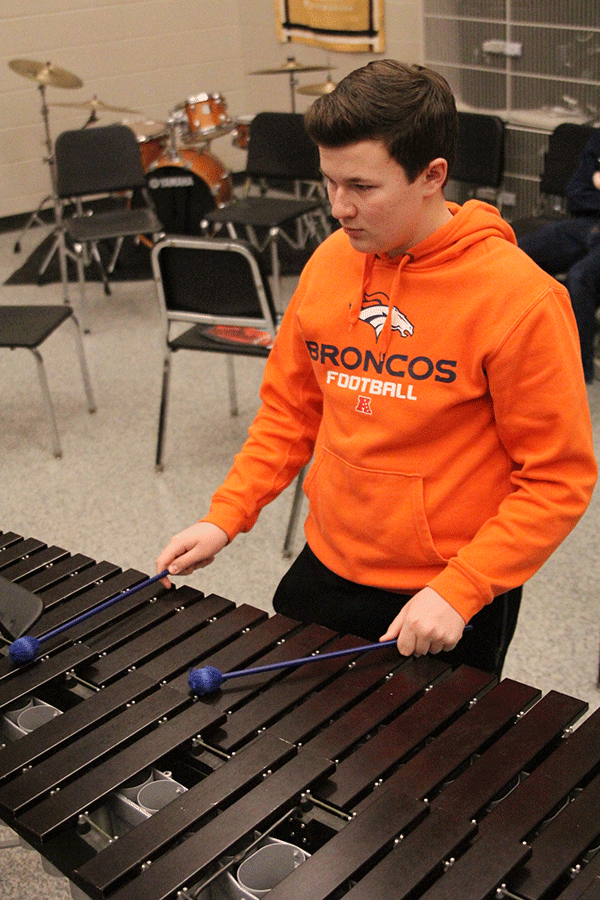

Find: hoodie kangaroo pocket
<box><xmin>307</xmin><ymin>447</ymin><xmax>446</xmax><ymax>570</ymax></box>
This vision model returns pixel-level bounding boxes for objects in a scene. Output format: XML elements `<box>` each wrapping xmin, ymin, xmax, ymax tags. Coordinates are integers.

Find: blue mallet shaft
<box><xmin>9</xmin><ymin>569</ymin><xmax>170</xmax><ymax>664</ymax></box>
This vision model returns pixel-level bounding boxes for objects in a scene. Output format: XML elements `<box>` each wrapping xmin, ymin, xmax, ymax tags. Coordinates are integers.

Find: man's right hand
<box><xmin>156</xmin><ymin>522</ymin><xmax>229</xmax><ymax>588</ymax></box>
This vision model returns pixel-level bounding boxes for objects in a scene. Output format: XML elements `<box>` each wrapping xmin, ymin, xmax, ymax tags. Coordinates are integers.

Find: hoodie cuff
<box><xmin>428</xmin><ymin>563</ymin><xmax>493</xmax><ymax>624</ymax></box>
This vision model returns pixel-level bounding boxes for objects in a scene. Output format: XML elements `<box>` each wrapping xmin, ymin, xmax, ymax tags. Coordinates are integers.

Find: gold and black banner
<box><xmin>275</xmin><ymin>0</ymin><xmax>385</xmax><ymax>53</ymax></box>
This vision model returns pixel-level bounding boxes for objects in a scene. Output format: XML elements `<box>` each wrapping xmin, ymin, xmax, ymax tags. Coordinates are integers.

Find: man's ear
<box><xmin>422</xmin><ymin>158</ymin><xmax>448</xmax><ymax>192</ymax></box>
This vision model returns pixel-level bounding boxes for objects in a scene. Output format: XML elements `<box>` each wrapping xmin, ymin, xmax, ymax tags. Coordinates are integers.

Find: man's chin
<box><xmin>344</xmin><ymin>228</ymin><xmax>374</xmax><ymax>251</ymax></box>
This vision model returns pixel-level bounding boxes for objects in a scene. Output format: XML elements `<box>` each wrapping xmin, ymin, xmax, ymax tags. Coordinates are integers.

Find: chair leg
<box><xmin>56</xmin><ymin>227</ymin><xmax>71</xmax><ymax>304</ymax></box>
<box><xmin>30</xmin><ymin>348</ymin><xmax>62</xmax><ymax>458</ymax></box>
<box><xmin>155</xmin><ymin>349</ymin><xmax>172</xmax><ymax>472</ymax></box>
<box><xmin>107</xmin><ymin>237</ymin><xmax>125</xmax><ymax>274</ymax></box>
<box><xmin>226</xmin><ymin>355</ymin><xmax>238</xmax><ymax>417</ymax></box>
<box><xmin>282</xmin><ymin>465</ymin><xmax>306</xmax><ymax>558</ymax></box>
<box><xmin>90</xmin><ymin>243</ymin><xmax>112</xmax><ymax>296</ymax></box>
<box><xmin>69</xmin><ymin>314</ymin><xmax>97</xmax><ymax>413</ymax></box>
<box><xmin>73</xmin><ymin>244</ymin><xmax>91</xmax><ymax>334</ymax></box>
<box><xmin>268</xmin><ymin>228</ymin><xmax>282</xmax><ymax>311</ymax></box>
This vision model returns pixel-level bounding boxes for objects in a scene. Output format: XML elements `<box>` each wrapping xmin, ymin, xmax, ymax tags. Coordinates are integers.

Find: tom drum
<box><xmin>184</xmin><ymin>92</ymin><xmax>232</xmax><ymax>138</ymax></box>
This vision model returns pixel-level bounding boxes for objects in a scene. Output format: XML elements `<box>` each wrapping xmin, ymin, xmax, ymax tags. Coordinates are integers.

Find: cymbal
<box><xmin>49</xmin><ymin>96</ymin><xmax>141</xmax><ymax>115</ymax></box>
<box><xmin>8</xmin><ymin>58</ymin><xmax>83</xmax><ymax>89</ymax></box>
<box><xmin>297</xmin><ymin>77</ymin><xmax>338</xmax><ymax>96</ymax></box>
<box><xmin>250</xmin><ymin>56</ymin><xmax>333</xmax><ymax>75</ymax></box>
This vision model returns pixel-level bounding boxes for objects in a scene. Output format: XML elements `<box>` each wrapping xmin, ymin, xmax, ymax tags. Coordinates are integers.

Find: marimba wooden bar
<box><xmin>1</xmin><ymin>529</ymin><xmax>599</xmax><ymax>900</ymax></box>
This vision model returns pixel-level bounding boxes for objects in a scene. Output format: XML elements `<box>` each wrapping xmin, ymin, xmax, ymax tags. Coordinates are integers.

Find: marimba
<box><xmin>1</xmin><ymin>529</ymin><xmax>600</xmax><ymax>900</ymax></box>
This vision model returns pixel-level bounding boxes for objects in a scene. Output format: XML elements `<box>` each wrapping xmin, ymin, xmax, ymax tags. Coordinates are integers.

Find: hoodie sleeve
<box><xmin>201</xmin><ymin>287</ymin><xmax>323</xmax><ymax>540</ymax></box>
<box><xmin>428</xmin><ymin>282</ymin><xmax>597</xmax><ymax>621</ymax></box>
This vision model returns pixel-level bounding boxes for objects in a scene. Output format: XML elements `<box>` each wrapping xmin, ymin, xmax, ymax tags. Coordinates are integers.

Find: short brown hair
<box><xmin>304</xmin><ymin>59</ymin><xmax>457</xmax><ymax>183</ymax></box>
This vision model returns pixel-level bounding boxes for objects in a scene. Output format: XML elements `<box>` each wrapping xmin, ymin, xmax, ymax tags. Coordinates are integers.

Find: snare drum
<box><xmin>122</xmin><ymin>119</ymin><xmax>168</xmax><ymax>170</ymax></box>
<box><xmin>145</xmin><ymin>148</ymin><xmax>232</xmax><ymax>235</ymax></box>
<box><xmin>184</xmin><ymin>92</ymin><xmax>232</xmax><ymax>137</ymax></box>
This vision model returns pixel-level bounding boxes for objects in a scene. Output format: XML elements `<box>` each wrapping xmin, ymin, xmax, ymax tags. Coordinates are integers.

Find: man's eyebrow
<box><xmin>320</xmin><ymin>170</ymin><xmax>372</xmax><ymax>184</ymax></box>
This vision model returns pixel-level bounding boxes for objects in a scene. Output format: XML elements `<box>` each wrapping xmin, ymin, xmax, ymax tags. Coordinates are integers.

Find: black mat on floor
<box><xmin>4</xmin><ymin>231</ymin><xmax>316</xmax><ymax>287</ymax></box>
<box><xmin>4</xmin><ymin>233</ymin><xmax>153</xmax><ymax>286</ymax></box>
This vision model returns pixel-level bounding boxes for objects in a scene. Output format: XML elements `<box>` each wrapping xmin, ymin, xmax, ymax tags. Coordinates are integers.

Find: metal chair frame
<box><xmin>152</xmin><ymin>234</ymin><xmax>305</xmax><ymax>556</ymax></box>
<box><xmin>202</xmin><ymin>112</ymin><xmax>330</xmax><ymax>308</ymax></box>
<box><xmin>0</xmin><ymin>304</ymin><xmax>96</xmax><ymax>457</ymax></box>
<box><xmin>54</xmin><ymin>123</ymin><xmax>164</xmax><ymax>332</ymax></box>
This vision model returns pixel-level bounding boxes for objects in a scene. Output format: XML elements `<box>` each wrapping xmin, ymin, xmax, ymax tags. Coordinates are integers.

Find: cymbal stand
<box><xmin>288</xmin><ymin>70</ymin><xmax>298</xmax><ymax>112</ymax></box>
<box><xmin>12</xmin><ymin>82</ymin><xmax>73</xmax><ymax>292</ymax></box>
<box><xmin>12</xmin><ymin>82</ymin><xmax>58</xmax><ymax>254</ymax></box>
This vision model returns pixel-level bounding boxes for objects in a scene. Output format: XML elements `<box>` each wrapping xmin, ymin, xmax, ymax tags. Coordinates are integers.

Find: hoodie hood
<box><xmin>347</xmin><ymin>200</ymin><xmax>517</xmax><ymax>356</ymax></box>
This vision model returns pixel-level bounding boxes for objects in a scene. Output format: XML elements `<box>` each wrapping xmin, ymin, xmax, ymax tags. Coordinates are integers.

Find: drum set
<box><xmin>121</xmin><ymin>96</ymin><xmax>237</xmax><ymax>236</ymax></box>
<box><xmin>9</xmin><ymin>56</ymin><xmax>338</xmax><ymax>243</ymax></box>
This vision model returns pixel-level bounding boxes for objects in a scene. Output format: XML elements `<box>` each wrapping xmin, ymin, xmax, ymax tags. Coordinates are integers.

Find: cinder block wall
<box><xmin>0</xmin><ymin>0</ymin><xmax>423</xmax><ymax>220</ymax></box>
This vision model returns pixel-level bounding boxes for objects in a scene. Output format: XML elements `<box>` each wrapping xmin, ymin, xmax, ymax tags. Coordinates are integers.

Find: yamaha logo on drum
<box><xmin>147</xmin><ymin>173</ymin><xmax>195</xmax><ymax>190</ymax></box>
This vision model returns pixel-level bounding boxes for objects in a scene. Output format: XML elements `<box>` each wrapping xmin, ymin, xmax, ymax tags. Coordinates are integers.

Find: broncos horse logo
<box><xmin>358</xmin><ymin>292</ymin><xmax>414</xmax><ymax>340</ymax></box>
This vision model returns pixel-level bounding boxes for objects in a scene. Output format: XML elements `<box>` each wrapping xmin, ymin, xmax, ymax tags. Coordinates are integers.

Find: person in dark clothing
<box><xmin>518</xmin><ymin>129</ymin><xmax>600</xmax><ymax>383</ymax></box>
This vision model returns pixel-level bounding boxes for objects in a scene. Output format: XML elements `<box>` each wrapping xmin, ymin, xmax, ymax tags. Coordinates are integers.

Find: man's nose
<box><xmin>329</xmin><ymin>187</ymin><xmax>356</xmax><ymax>219</ymax></box>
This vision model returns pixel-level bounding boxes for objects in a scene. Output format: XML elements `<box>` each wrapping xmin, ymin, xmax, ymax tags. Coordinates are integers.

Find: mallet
<box><xmin>189</xmin><ymin>639</ymin><xmax>400</xmax><ymax>695</ymax></box>
<box><xmin>189</xmin><ymin>623</ymin><xmax>474</xmax><ymax>695</ymax></box>
<box><xmin>8</xmin><ymin>569</ymin><xmax>170</xmax><ymax>665</ymax></box>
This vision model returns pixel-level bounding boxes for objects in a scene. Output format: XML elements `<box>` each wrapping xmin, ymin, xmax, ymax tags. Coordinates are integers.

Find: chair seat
<box><xmin>169</xmin><ymin>324</ymin><xmax>272</xmax><ymax>357</ymax></box>
<box><xmin>64</xmin><ymin>207</ymin><xmax>163</xmax><ymax>243</ymax></box>
<box><xmin>204</xmin><ymin>196</ymin><xmax>322</xmax><ymax>229</ymax></box>
<box><xmin>0</xmin><ymin>306</ymin><xmax>73</xmax><ymax>349</ymax></box>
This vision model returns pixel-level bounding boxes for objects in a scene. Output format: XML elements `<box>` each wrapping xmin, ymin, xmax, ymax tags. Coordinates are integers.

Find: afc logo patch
<box><xmin>355</xmin><ymin>396</ymin><xmax>373</xmax><ymax>414</ymax></box>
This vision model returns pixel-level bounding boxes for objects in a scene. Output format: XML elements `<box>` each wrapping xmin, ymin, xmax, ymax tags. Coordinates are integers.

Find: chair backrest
<box><xmin>151</xmin><ymin>235</ymin><xmax>278</xmax><ymax>334</ymax></box>
<box><xmin>55</xmin><ymin>123</ymin><xmax>148</xmax><ymax>199</ymax></box>
<box><xmin>451</xmin><ymin>112</ymin><xmax>506</xmax><ymax>189</ymax></box>
<box><xmin>539</xmin><ymin>122</ymin><xmax>596</xmax><ymax>197</ymax></box>
<box><xmin>246</xmin><ymin>112</ymin><xmax>321</xmax><ymax>182</ymax></box>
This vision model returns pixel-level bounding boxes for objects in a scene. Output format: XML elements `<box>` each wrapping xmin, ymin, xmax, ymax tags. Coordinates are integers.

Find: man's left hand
<box><xmin>380</xmin><ymin>587</ymin><xmax>467</xmax><ymax>657</ymax></box>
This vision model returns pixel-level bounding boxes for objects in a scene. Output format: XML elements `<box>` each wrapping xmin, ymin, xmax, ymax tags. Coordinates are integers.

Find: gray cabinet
<box><xmin>423</xmin><ymin>0</ymin><xmax>600</xmax><ymax>218</ymax></box>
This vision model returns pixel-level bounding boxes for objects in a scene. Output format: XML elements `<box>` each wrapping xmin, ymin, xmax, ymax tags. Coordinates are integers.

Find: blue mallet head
<box><xmin>188</xmin><ymin>665</ymin><xmax>225</xmax><ymax>696</ymax></box>
<box><xmin>9</xmin><ymin>635</ymin><xmax>41</xmax><ymax>665</ymax></box>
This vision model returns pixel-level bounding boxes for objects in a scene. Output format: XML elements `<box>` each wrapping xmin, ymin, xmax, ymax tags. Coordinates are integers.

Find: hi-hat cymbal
<box><xmin>49</xmin><ymin>96</ymin><xmax>141</xmax><ymax>115</ymax></box>
<box><xmin>250</xmin><ymin>56</ymin><xmax>333</xmax><ymax>75</ymax></box>
<box><xmin>297</xmin><ymin>77</ymin><xmax>338</xmax><ymax>96</ymax></box>
<box><xmin>9</xmin><ymin>58</ymin><xmax>83</xmax><ymax>89</ymax></box>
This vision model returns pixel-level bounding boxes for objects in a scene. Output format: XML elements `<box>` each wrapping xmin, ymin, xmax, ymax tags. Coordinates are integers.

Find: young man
<box><xmin>518</xmin><ymin>128</ymin><xmax>600</xmax><ymax>383</ymax></box>
<box><xmin>156</xmin><ymin>61</ymin><xmax>596</xmax><ymax>676</ymax></box>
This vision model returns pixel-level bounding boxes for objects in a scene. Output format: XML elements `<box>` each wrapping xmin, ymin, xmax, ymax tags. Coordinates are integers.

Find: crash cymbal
<box><xmin>49</xmin><ymin>96</ymin><xmax>141</xmax><ymax>115</ymax></box>
<box><xmin>9</xmin><ymin>58</ymin><xmax>83</xmax><ymax>89</ymax></box>
<box><xmin>297</xmin><ymin>77</ymin><xmax>338</xmax><ymax>96</ymax></box>
<box><xmin>250</xmin><ymin>56</ymin><xmax>332</xmax><ymax>75</ymax></box>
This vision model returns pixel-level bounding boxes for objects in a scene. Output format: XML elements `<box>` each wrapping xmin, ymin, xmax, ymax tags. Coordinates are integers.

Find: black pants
<box><xmin>273</xmin><ymin>543</ymin><xmax>522</xmax><ymax>677</ymax></box>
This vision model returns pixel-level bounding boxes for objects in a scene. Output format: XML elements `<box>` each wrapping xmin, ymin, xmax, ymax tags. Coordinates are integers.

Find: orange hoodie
<box><xmin>204</xmin><ymin>200</ymin><xmax>597</xmax><ymax>623</ymax></box>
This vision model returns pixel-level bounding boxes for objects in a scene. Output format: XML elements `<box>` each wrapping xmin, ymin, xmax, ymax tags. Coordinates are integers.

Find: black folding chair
<box><xmin>511</xmin><ymin>122</ymin><xmax>596</xmax><ymax>238</ymax></box>
<box><xmin>54</xmin><ymin>123</ymin><xmax>164</xmax><ymax>332</ymax></box>
<box><xmin>0</xmin><ymin>304</ymin><xmax>96</xmax><ymax>457</ymax></box>
<box><xmin>152</xmin><ymin>235</ymin><xmax>305</xmax><ymax>555</ymax></box>
<box><xmin>449</xmin><ymin>111</ymin><xmax>506</xmax><ymax>205</ymax></box>
<box><xmin>202</xmin><ymin>112</ymin><xmax>330</xmax><ymax>308</ymax></box>
<box><xmin>152</xmin><ymin>235</ymin><xmax>278</xmax><ymax>470</ymax></box>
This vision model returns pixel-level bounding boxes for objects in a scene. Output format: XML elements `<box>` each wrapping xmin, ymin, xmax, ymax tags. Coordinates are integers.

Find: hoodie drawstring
<box><xmin>348</xmin><ymin>252</ymin><xmax>413</xmax><ymax>359</ymax></box>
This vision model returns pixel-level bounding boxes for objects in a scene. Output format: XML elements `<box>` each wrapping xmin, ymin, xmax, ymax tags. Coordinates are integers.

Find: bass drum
<box><xmin>145</xmin><ymin>148</ymin><xmax>232</xmax><ymax>235</ymax></box>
